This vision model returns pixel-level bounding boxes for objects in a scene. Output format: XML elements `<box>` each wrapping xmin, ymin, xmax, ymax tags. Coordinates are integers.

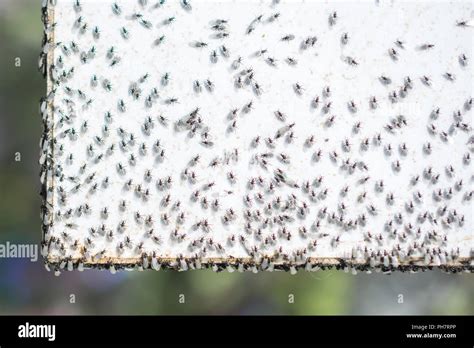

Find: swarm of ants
<box><xmin>39</xmin><ymin>0</ymin><xmax>473</xmax><ymax>275</ymax></box>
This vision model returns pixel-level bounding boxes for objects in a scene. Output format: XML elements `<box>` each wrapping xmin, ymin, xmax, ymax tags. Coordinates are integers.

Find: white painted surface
<box><xmin>44</xmin><ymin>0</ymin><xmax>473</xmax><ymax>269</ymax></box>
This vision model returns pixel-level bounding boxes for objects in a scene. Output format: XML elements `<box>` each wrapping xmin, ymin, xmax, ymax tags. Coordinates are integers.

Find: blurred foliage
<box><xmin>0</xmin><ymin>1</ymin><xmax>472</xmax><ymax>315</ymax></box>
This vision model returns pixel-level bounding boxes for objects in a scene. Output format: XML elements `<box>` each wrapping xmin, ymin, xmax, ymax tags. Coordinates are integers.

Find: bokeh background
<box><xmin>0</xmin><ymin>0</ymin><xmax>472</xmax><ymax>315</ymax></box>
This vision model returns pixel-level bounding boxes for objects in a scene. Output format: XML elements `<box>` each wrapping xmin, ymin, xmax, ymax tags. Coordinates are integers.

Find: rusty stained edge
<box><xmin>45</xmin><ymin>255</ymin><xmax>473</xmax><ymax>267</ymax></box>
<box><xmin>44</xmin><ymin>248</ymin><xmax>473</xmax><ymax>273</ymax></box>
<box><xmin>40</xmin><ymin>1</ymin><xmax>473</xmax><ymax>274</ymax></box>
<box><xmin>40</xmin><ymin>1</ymin><xmax>57</xmax><ymax>266</ymax></box>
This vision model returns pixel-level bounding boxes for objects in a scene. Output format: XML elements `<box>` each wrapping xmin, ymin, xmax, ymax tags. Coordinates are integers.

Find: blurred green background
<box><xmin>0</xmin><ymin>0</ymin><xmax>472</xmax><ymax>315</ymax></box>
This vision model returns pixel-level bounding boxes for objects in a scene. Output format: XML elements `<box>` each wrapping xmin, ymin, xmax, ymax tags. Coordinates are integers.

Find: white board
<box><xmin>40</xmin><ymin>0</ymin><xmax>473</xmax><ymax>273</ymax></box>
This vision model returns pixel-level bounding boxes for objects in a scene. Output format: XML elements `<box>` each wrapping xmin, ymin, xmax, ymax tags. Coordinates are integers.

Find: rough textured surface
<box><xmin>40</xmin><ymin>0</ymin><xmax>473</xmax><ymax>274</ymax></box>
